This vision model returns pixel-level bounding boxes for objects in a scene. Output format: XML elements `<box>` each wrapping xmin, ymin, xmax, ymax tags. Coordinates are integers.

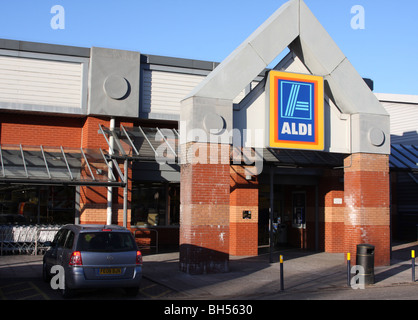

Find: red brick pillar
<box><xmin>229</xmin><ymin>165</ymin><xmax>258</xmax><ymax>256</ymax></box>
<box><xmin>344</xmin><ymin>153</ymin><xmax>390</xmax><ymax>266</ymax></box>
<box><xmin>179</xmin><ymin>143</ymin><xmax>230</xmax><ymax>274</ymax></box>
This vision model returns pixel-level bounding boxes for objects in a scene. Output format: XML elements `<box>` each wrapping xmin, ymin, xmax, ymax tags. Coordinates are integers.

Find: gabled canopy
<box><xmin>186</xmin><ymin>0</ymin><xmax>387</xmax><ymax>117</ymax></box>
<box><xmin>183</xmin><ymin>0</ymin><xmax>390</xmax><ymax>155</ymax></box>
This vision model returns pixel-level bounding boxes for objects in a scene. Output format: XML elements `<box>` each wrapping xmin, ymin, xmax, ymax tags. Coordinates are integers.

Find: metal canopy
<box><xmin>390</xmin><ymin>144</ymin><xmax>418</xmax><ymax>172</ymax></box>
<box><xmin>99</xmin><ymin>125</ymin><xmax>418</xmax><ymax>173</ymax></box>
<box><xmin>99</xmin><ymin>124</ymin><xmax>179</xmax><ymax>162</ymax></box>
<box><xmin>100</xmin><ymin>124</ymin><xmax>346</xmax><ymax>168</ymax></box>
<box><xmin>0</xmin><ymin>144</ymin><xmax>125</xmax><ymax>187</ymax></box>
<box><xmin>266</xmin><ymin>145</ymin><xmax>418</xmax><ymax>172</ymax></box>
<box><xmin>263</xmin><ymin>148</ymin><xmax>346</xmax><ymax>168</ymax></box>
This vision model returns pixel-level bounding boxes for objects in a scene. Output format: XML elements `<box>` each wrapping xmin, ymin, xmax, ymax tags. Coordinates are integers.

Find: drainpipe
<box><xmin>123</xmin><ymin>158</ymin><xmax>128</xmax><ymax>228</ymax></box>
<box><xmin>107</xmin><ymin>117</ymin><xmax>115</xmax><ymax>226</ymax></box>
<box><xmin>269</xmin><ymin>166</ymin><xmax>274</xmax><ymax>263</ymax></box>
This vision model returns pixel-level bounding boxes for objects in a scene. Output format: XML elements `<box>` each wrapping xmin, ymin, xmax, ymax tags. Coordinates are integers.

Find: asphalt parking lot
<box><xmin>2</xmin><ymin>241</ymin><xmax>418</xmax><ymax>301</ymax></box>
<box><xmin>0</xmin><ymin>276</ymin><xmax>177</xmax><ymax>300</ymax></box>
<box><xmin>0</xmin><ymin>254</ymin><xmax>179</xmax><ymax>300</ymax></box>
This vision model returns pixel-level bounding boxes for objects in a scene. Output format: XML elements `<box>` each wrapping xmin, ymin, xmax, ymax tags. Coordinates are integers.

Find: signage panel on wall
<box><xmin>269</xmin><ymin>71</ymin><xmax>324</xmax><ymax>150</ymax></box>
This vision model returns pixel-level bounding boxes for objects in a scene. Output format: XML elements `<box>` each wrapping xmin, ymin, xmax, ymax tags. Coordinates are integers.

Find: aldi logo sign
<box><xmin>269</xmin><ymin>71</ymin><xmax>324</xmax><ymax>150</ymax></box>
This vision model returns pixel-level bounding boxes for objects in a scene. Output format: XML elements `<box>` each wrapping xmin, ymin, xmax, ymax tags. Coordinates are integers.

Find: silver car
<box><xmin>43</xmin><ymin>224</ymin><xmax>142</xmax><ymax>298</ymax></box>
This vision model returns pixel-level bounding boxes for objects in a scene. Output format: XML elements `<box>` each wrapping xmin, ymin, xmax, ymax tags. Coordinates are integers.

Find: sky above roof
<box><xmin>0</xmin><ymin>0</ymin><xmax>416</xmax><ymax>95</ymax></box>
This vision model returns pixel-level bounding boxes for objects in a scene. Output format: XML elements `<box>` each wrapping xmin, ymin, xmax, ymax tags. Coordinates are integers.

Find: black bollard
<box><xmin>280</xmin><ymin>255</ymin><xmax>284</xmax><ymax>291</ymax></box>
<box><xmin>347</xmin><ymin>253</ymin><xmax>351</xmax><ymax>287</ymax></box>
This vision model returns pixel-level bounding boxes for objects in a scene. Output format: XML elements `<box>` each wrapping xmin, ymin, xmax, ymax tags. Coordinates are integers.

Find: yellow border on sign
<box><xmin>269</xmin><ymin>71</ymin><xmax>324</xmax><ymax>150</ymax></box>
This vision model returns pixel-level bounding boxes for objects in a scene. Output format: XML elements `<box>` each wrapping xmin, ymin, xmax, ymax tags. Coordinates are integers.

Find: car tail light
<box><xmin>69</xmin><ymin>251</ymin><xmax>83</xmax><ymax>266</ymax></box>
<box><xmin>136</xmin><ymin>250</ymin><xmax>142</xmax><ymax>266</ymax></box>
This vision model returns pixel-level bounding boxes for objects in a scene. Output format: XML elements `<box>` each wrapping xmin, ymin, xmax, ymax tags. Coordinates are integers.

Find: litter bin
<box><xmin>356</xmin><ymin>244</ymin><xmax>375</xmax><ymax>285</ymax></box>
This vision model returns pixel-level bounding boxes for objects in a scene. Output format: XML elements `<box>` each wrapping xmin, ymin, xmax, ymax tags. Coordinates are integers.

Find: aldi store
<box><xmin>1</xmin><ymin>0</ymin><xmax>417</xmax><ymax>274</ymax></box>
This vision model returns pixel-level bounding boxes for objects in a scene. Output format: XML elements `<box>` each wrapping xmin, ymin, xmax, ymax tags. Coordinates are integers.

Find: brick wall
<box><xmin>230</xmin><ymin>165</ymin><xmax>258</xmax><ymax>256</ymax></box>
<box><xmin>319</xmin><ymin>169</ymin><xmax>345</xmax><ymax>253</ymax></box>
<box><xmin>79</xmin><ymin>117</ymin><xmax>134</xmax><ymax>226</ymax></box>
<box><xmin>79</xmin><ymin>116</ymin><xmax>113</xmax><ymax>225</ymax></box>
<box><xmin>0</xmin><ymin>112</ymin><xmax>134</xmax><ymax>227</ymax></box>
<box><xmin>0</xmin><ymin>113</ymin><xmax>82</xmax><ymax>147</ymax></box>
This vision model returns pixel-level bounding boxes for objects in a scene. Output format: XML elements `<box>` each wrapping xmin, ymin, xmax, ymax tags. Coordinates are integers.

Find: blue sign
<box><xmin>279</xmin><ymin>80</ymin><xmax>315</xmax><ymax>143</ymax></box>
<box><xmin>269</xmin><ymin>71</ymin><xmax>324</xmax><ymax>150</ymax></box>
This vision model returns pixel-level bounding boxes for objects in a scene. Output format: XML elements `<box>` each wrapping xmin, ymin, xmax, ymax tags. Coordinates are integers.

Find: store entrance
<box><xmin>258</xmin><ymin>169</ymin><xmax>319</xmax><ymax>251</ymax></box>
<box><xmin>258</xmin><ymin>184</ymin><xmax>285</xmax><ymax>247</ymax></box>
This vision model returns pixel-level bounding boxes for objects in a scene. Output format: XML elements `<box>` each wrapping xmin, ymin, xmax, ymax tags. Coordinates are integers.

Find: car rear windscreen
<box><xmin>77</xmin><ymin>232</ymin><xmax>138</xmax><ymax>252</ymax></box>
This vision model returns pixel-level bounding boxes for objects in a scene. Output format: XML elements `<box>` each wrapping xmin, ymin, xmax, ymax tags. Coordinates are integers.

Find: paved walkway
<box><xmin>141</xmin><ymin>241</ymin><xmax>418</xmax><ymax>299</ymax></box>
<box><xmin>1</xmin><ymin>241</ymin><xmax>417</xmax><ymax>299</ymax></box>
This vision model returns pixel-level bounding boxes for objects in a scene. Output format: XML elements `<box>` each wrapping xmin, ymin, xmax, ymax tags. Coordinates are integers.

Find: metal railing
<box><xmin>34</xmin><ymin>227</ymin><xmax>61</xmax><ymax>255</ymax></box>
<box><xmin>0</xmin><ymin>224</ymin><xmax>61</xmax><ymax>256</ymax></box>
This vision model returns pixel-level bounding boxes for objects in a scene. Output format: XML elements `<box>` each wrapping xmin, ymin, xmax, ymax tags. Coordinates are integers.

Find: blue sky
<box><xmin>0</xmin><ymin>0</ymin><xmax>416</xmax><ymax>95</ymax></box>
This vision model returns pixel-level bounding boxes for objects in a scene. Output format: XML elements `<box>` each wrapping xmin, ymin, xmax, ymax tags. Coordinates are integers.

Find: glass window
<box><xmin>77</xmin><ymin>232</ymin><xmax>137</xmax><ymax>252</ymax></box>
<box><xmin>0</xmin><ymin>185</ymin><xmax>75</xmax><ymax>224</ymax></box>
<box><xmin>53</xmin><ymin>229</ymin><xmax>69</xmax><ymax>247</ymax></box>
<box><xmin>292</xmin><ymin>192</ymin><xmax>306</xmax><ymax>228</ymax></box>
<box><xmin>131</xmin><ymin>182</ymin><xmax>179</xmax><ymax>227</ymax></box>
<box><xmin>131</xmin><ymin>182</ymin><xmax>166</xmax><ymax>226</ymax></box>
<box><xmin>64</xmin><ymin>231</ymin><xmax>75</xmax><ymax>249</ymax></box>
<box><xmin>168</xmin><ymin>184</ymin><xmax>180</xmax><ymax>226</ymax></box>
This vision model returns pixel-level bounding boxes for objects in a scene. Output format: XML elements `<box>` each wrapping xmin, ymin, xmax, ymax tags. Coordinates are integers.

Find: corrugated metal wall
<box><xmin>380</xmin><ymin>97</ymin><xmax>418</xmax><ymax>240</ymax></box>
<box><xmin>0</xmin><ymin>55</ymin><xmax>83</xmax><ymax>108</ymax></box>
<box><xmin>142</xmin><ymin>69</ymin><xmax>205</xmax><ymax>116</ymax></box>
<box><xmin>381</xmin><ymin>100</ymin><xmax>418</xmax><ymax>144</ymax></box>
<box><xmin>141</xmin><ymin>69</ymin><xmax>255</xmax><ymax>118</ymax></box>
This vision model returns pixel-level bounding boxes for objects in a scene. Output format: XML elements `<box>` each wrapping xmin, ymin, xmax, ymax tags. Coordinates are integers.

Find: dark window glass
<box><xmin>131</xmin><ymin>182</ymin><xmax>179</xmax><ymax>226</ymax></box>
<box><xmin>54</xmin><ymin>229</ymin><xmax>69</xmax><ymax>247</ymax></box>
<box><xmin>64</xmin><ymin>231</ymin><xmax>75</xmax><ymax>249</ymax></box>
<box><xmin>77</xmin><ymin>232</ymin><xmax>137</xmax><ymax>252</ymax></box>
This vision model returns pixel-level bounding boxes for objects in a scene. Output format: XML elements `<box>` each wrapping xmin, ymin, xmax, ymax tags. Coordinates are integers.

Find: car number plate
<box><xmin>99</xmin><ymin>268</ymin><xmax>122</xmax><ymax>275</ymax></box>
